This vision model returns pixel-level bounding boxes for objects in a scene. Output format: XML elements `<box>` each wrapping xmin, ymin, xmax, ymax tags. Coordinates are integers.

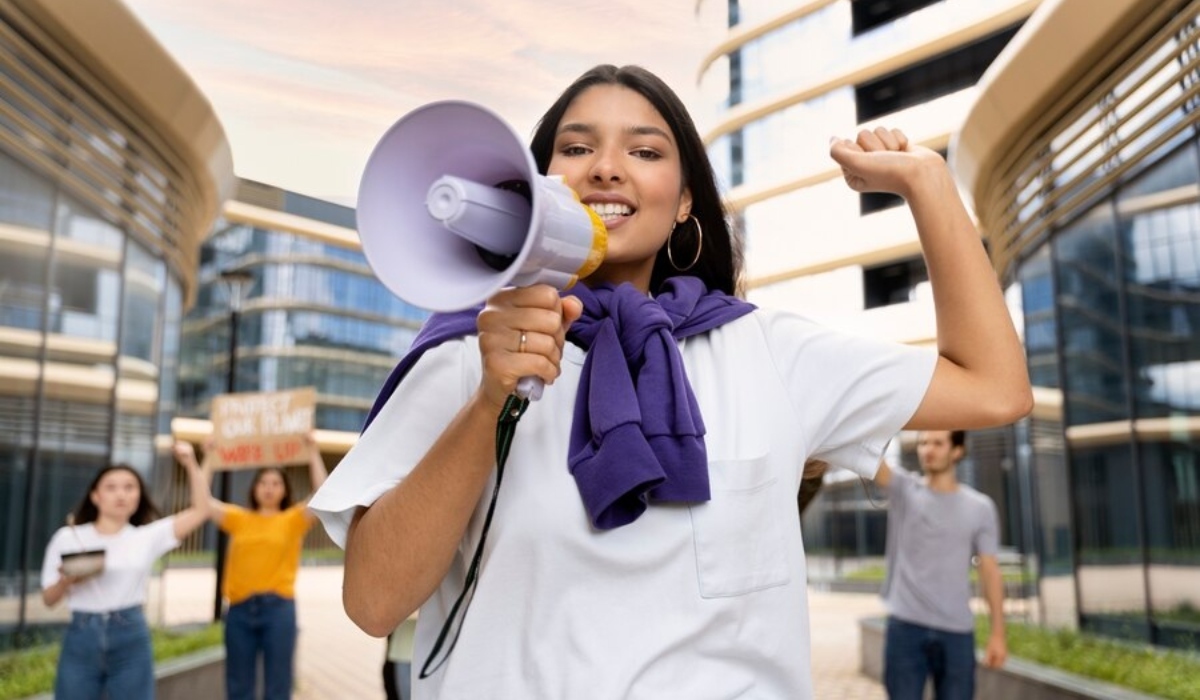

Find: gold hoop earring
<box><xmin>667</xmin><ymin>214</ymin><xmax>703</xmax><ymax>272</ymax></box>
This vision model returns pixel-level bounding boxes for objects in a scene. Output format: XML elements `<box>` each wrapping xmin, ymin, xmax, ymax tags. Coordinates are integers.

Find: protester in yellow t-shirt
<box><xmin>174</xmin><ymin>432</ymin><xmax>328</xmax><ymax>700</ymax></box>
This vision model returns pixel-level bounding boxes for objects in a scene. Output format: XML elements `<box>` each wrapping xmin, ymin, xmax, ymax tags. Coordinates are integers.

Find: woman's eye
<box><xmin>560</xmin><ymin>144</ymin><xmax>590</xmax><ymax>157</ymax></box>
<box><xmin>631</xmin><ymin>148</ymin><xmax>661</xmax><ymax>160</ymax></box>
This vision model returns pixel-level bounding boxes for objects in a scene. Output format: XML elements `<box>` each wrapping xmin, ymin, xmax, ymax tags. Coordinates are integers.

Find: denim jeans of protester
<box><xmin>55</xmin><ymin>605</ymin><xmax>154</xmax><ymax>700</ymax></box>
<box><xmin>224</xmin><ymin>593</ymin><xmax>298</xmax><ymax>700</ymax></box>
<box><xmin>884</xmin><ymin>616</ymin><xmax>976</xmax><ymax>700</ymax></box>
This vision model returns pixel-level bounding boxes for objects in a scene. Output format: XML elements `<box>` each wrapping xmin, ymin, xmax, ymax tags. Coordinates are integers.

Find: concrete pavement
<box><xmin>154</xmin><ymin>565</ymin><xmax>886</xmax><ymax>699</ymax></box>
<box><xmin>155</xmin><ymin>565</ymin><xmax>381</xmax><ymax>699</ymax></box>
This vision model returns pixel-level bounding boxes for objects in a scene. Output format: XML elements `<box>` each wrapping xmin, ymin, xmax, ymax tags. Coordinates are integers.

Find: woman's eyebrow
<box><xmin>556</xmin><ymin>123</ymin><xmax>672</xmax><ymax>141</ymax></box>
<box><xmin>627</xmin><ymin>125</ymin><xmax>671</xmax><ymax>140</ymax></box>
<box><xmin>557</xmin><ymin>122</ymin><xmax>593</xmax><ymax>136</ymax></box>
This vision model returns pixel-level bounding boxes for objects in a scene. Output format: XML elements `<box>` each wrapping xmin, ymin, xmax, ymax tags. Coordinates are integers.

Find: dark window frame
<box><xmin>851</xmin><ymin>0</ymin><xmax>942</xmax><ymax>36</ymax></box>
<box><xmin>862</xmin><ymin>254</ymin><xmax>930</xmax><ymax>309</ymax></box>
<box><xmin>855</xmin><ymin>24</ymin><xmax>1022</xmax><ymax>123</ymax></box>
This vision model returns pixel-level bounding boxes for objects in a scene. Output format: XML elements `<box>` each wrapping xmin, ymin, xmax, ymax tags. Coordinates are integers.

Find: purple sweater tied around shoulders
<box><xmin>362</xmin><ymin>276</ymin><xmax>755</xmax><ymax>530</ymax></box>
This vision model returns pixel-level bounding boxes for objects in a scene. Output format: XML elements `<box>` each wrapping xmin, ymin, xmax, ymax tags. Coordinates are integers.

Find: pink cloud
<box><xmin>123</xmin><ymin>0</ymin><xmax>722</xmax><ymax>202</ymax></box>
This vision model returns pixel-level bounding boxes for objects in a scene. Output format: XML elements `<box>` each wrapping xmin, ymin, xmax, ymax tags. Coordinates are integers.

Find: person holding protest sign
<box><xmin>174</xmin><ymin>430</ymin><xmax>329</xmax><ymax>700</ymax></box>
<box><xmin>41</xmin><ymin>458</ymin><xmax>209</xmax><ymax>700</ymax></box>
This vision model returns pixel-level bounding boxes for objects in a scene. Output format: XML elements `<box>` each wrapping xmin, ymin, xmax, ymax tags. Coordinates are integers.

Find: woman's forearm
<box><xmin>186</xmin><ymin>456</ymin><xmax>209</xmax><ymax>515</ymax></box>
<box><xmin>42</xmin><ymin>576</ymin><xmax>70</xmax><ymax>607</ymax></box>
<box><xmin>343</xmin><ymin>393</ymin><xmax>504</xmax><ymax>637</ymax></box>
<box><xmin>905</xmin><ymin>163</ymin><xmax>1032</xmax><ymax>425</ymax></box>
<box><xmin>308</xmin><ymin>436</ymin><xmax>329</xmax><ymax>493</ymax></box>
<box><xmin>172</xmin><ymin>456</ymin><xmax>213</xmax><ymax>539</ymax></box>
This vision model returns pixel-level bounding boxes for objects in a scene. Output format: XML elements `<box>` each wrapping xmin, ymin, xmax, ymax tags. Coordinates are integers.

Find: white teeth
<box><xmin>588</xmin><ymin>203</ymin><xmax>632</xmax><ymax>218</ymax></box>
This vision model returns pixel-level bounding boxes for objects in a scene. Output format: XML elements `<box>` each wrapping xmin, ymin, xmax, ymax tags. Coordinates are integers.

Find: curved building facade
<box><xmin>956</xmin><ymin>0</ymin><xmax>1200</xmax><ymax>647</ymax></box>
<box><xmin>0</xmin><ymin>0</ymin><xmax>233</xmax><ymax>641</ymax></box>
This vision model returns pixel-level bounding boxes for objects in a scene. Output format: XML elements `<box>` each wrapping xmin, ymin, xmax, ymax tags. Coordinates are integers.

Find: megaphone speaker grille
<box><xmin>357</xmin><ymin>101</ymin><xmax>539</xmax><ymax>312</ymax></box>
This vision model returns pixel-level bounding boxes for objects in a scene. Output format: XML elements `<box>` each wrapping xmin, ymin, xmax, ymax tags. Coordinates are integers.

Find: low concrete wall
<box><xmin>859</xmin><ymin>617</ymin><xmax>1161</xmax><ymax>700</ymax></box>
<box><xmin>861</xmin><ymin>616</ymin><xmax>886</xmax><ymax>684</ymax></box>
<box><xmin>155</xmin><ymin>645</ymin><xmax>225</xmax><ymax>700</ymax></box>
<box><xmin>24</xmin><ymin>645</ymin><xmax>224</xmax><ymax>700</ymax></box>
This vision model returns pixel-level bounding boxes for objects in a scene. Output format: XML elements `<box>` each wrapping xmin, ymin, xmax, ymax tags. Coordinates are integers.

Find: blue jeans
<box><xmin>884</xmin><ymin>617</ymin><xmax>976</xmax><ymax>700</ymax></box>
<box><xmin>224</xmin><ymin>594</ymin><xmax>297</xmax><ymax>700</ymax></box>
<box><xmin>55</xmin><ymin>605</ymin><xmax>154</xmax><ymax>700</ymax></box>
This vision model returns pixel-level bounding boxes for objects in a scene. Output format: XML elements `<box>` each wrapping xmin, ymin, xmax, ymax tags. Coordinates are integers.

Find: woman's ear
<box><xmin>676</xmin><ymin>187</ymin><xmax>693</xmax><ymax>223</ymax></box>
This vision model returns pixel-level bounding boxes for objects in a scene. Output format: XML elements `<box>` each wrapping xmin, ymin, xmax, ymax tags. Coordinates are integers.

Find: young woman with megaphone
<box><xmin>310</xmin><ymin>64</ymin><xmax>1032</xmax><ymax>699</ymax></box>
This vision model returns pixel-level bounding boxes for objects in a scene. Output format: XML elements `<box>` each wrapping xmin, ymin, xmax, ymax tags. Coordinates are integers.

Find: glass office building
<box><xmin>0</xmin><ymin>0</ymin><xmax>233</xmax><ymax>643</ymax></box>
<box><xmin>174</xmin><ymin>179</ymin><xmax>429</xmax><ymax>539</ymax></box>
<box><xmin>179</xmin><ymin>179</ymin><xmax>429</xmax><ymax>432</ymax></box>
<box><xmin>956</xmin><ymin>0</ymin><xmax>1200</xmax><ymax>648</ymax></box>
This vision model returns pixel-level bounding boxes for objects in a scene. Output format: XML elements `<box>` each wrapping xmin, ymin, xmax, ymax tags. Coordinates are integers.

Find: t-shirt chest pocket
<box><xmin>688</xmin><ymin>454</ymin><xmax>789</xmax><ymax>598</ymax></box>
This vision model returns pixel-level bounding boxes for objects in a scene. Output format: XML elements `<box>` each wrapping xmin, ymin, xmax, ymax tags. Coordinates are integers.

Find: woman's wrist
<box><xmin>470</xmin><ymin>386</ymin><xmax>511</xmax><ymax>419</ymax></box>
<box><xmin>898</xmin><ymin>156</ymin><xmax>953</xmax><ymax>203</ymax></box>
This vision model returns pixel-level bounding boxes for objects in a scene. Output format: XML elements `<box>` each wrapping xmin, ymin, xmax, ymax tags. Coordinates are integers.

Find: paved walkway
<box><xmin>157</xmin><ymin>565</ymin><xmax>381</xmax><ymax>699</ymax></box>
<box><xmin>155</xmin><ymin>565</ymin><xmax>886</xmax><ymax>699</ymax></box>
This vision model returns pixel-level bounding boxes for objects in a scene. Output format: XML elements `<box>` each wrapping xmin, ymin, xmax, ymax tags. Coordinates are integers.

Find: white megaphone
<box><xmin>356</xmin><ymin>101</ymin><xmax>608</xmax><ymax>400</ymax></box>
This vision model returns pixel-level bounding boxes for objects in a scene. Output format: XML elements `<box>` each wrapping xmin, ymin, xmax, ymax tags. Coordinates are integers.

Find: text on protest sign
<box><xmin>209</xmin><ymin>388</ymin><xmax>316</xmax><ymax>470</ymax></box>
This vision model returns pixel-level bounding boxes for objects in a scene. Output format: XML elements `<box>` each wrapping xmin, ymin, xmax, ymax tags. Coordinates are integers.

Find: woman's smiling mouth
<box><xmin>587</xmin><ymin>202</ymin><xmax>634</xmax><ymax>222</ymax></box>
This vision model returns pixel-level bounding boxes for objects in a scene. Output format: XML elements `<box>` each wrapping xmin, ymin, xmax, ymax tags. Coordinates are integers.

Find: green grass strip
<box><xmin>979</xmin><ymin>619</ymin><xmax>1200</xmax><ymax>700</ymax></box>
<box><xmin>0</xmin><ymin>623</ymin><xmax>222</xmax><ymax>700</ymax></box>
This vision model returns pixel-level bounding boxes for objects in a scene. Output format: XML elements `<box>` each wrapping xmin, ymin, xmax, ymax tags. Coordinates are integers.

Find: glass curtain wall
<box><xmin>0</xmin><ymin>12</ymin><xmax>197</xmax><ymax>644</ymax></box>
<box><xmin>1005</xmin><ymin>7</ymin><xmax>1200</xmax><ymax>645</ymax></box>
<box><xmin>180</xmin><ymin>222</ymin><xmax>428</xmax><ymax>431</ymax></box>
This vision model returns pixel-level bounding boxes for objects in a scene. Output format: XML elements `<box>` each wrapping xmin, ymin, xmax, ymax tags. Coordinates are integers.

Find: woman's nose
<box><xmin>589</xmin><ymin>153</ymin><xmax>624</xmax><ymax>183</ymax></box>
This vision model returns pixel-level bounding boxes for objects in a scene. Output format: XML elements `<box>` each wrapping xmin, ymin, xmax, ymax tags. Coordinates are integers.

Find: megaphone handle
<box><xmin>516</xmin><ymin>376</ymin><xmax>544</xmax><ymax>401</ymax></box>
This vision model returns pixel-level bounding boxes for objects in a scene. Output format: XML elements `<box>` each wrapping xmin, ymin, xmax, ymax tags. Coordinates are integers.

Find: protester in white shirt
<box><xmin>41</xmin><ymin>459</ymin><xmax>209</xmax><ymax>700</ymax></box>
<box><xmin>311</xmin><ymin>64</ymin><xmax>1032</xmax><ymax>699</ymax></box>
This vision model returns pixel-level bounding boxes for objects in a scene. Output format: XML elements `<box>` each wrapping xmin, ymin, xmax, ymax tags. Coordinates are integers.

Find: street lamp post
<box><xmin>213</xmin><ymin>269</ymin><xmax>254</xmax><ymax>622</ymax></box>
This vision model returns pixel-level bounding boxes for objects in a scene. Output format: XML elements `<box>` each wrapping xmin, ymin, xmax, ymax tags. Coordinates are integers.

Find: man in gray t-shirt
<box><xmin>874</xmin><ymin>430</ymin><xmax>1007</xmax><ymax>700</ymax></box>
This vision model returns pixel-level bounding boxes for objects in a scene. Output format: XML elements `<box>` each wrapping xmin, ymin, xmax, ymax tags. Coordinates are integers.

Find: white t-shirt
<box><xmin>41</xmin><ymin>518</ymin><xmax>180</xmax><ymax>613</ymax></box>
<box><xmin>312</xmin><ymin>309</ymin><xmax>936</xmax><ymax>699</ymax></box>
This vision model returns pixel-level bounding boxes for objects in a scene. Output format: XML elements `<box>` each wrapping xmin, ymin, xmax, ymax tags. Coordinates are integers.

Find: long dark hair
<box><xmin>248</xmin><ymin>467</ymin><xmax>293</xmax><ymax>510</ymax></box>
<box><xmin>529</xmin><ymin>64</ymin><xmax>744</xmax><ymax>296</ymax></box>
<box><xmin>70</xmin><ymin>464</ymin><xmax>161</xmax><ymax>527</ymax></box>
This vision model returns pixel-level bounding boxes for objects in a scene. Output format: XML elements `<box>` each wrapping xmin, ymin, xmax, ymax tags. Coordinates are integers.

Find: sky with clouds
<box><xmin>123</xmin><ymin>0</ymin><xmax>726</xmax><ymax>207</ymax></box>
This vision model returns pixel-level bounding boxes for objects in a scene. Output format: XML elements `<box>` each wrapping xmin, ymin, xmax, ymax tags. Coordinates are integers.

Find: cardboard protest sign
<box><xmin>209</xmin><ymin>388</ymin><xmax>316</xmax><ymax>470</ymax></box>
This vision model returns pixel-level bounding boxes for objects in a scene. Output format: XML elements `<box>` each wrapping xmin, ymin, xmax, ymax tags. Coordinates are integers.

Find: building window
<box><xmin>855</xmin><ymin>24</ymin><xmax>1022</xmax><ymax>122</ymax></box>
<box><xmin>860</xmin><ymin>191</ymin><xmax>905</xmax><ymax>216</ymax></box>
<box><xmin>0</xmin><ymin>149</ymin><xmax>55</xmax><ymax>229</ymax></box>
<box><xmin>729</xmin><ymin>48</ymin><xmax>743</xmax><ymax>108</ymax></box>
<box><xmin>851</xmin><ymin>0</ymin><xmax>941</xmax><ymax>36</ymax></box>
<box><xmin>863</xmin><ymin>255</ymin><xmax>929</xmax><ymax>309</ymax></box>
<box><xmin>730</xmin><ymin>131</ymin><xmax>745</xmax><ymax>187</ymax></box>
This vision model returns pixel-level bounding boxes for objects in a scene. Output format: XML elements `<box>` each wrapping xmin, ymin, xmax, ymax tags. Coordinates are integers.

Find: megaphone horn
<box><xmin>356</xmin><ymin>101</ymin><xmax>608</xmax><ymax>399</ymax></box>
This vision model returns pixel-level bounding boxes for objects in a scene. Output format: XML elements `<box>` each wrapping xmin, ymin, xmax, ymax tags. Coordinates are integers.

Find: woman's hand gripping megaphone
<box><xmin>422</xmin><ymin>171</ymin><xmax>605</xmax><ymax>401</ymax></box>
<box><xmin>476</xmin><ymin>285</ymin><xmax>584</xmax><ymax>406</ymax></box>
